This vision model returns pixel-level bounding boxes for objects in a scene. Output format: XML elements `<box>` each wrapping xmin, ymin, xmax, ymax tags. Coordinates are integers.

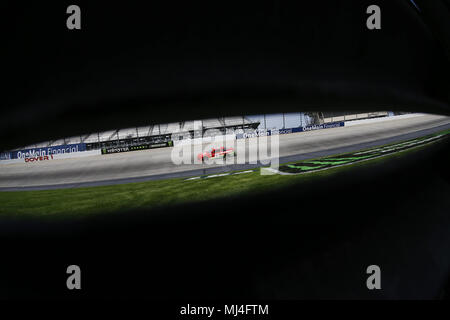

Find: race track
<box><xmin>0</xmin><ymin>114</ymin><xmax>449</xmax><ymax>191</ymax></box>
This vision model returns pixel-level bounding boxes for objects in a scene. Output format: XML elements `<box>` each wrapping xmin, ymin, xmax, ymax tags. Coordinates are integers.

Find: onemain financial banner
<box><xmin>302</xmin><ymin>121</ymin><xmax>344</xmax><ymax>131</ymax></box>
<box><xmin>9</xmin><ymin>143</ymin><xmax>87</xmax><ymax>159</ymax></box>
<box><xmin>237</xmin><ymin>121</ymin><xmax>344</xmax><ymax>139</ymax></box>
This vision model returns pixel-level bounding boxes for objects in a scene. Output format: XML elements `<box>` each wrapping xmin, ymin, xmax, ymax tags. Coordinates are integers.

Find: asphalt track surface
<box><xmin>0</xmin><ymin>114</ymin><xmax>449</xmax><ymax>191</ymax></box>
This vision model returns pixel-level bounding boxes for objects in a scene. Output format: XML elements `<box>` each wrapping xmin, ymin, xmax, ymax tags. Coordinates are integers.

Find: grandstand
<box><xmin>319</xmin><ymin>111</ymin><xmax>389</xmax><ymax>123</ymax></box>
<box><xmin>15</xmin><ymin>116</ymin><xmax>260</xmax><ymax>151</ymax></box>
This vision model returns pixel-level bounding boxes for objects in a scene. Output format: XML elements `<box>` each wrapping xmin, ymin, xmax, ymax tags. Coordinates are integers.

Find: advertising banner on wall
<box><xmin>302</xmin><ymin>121</ymin><xmax>344</xmax><ymax>131</ymax></box>
<box><xmin>101</xmin><ymin>141</ymin><xmax>173</xmax><ymax>154</ymax></box>
<box><xmin>9</xmin><ymin>143</ymin><xmax>87</xmax><ymax>160</ymax></box>
<box><xmin>236</xmin><ymin>122</ymin><xmax>344</xmax><ymax>139</ymax></box>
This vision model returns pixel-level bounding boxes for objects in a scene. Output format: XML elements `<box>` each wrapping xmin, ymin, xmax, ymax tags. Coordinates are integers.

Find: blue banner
<box><xmin>236</xmin><ymin>122</ymin><xmax>344</xmax><ymax>139</ymax></box>
<box><xmin>302</xmin><ymin>121</ymin><xmax>344</xmax><ymax>131</ymax></box>
<box><xmin>8</xmin><ymin>143</ymin><xmax>87</xmax><ymax>159</ymax></box>
<box><xmin>0</xmin><ymin>152</ymin><xmax>11</xmax><ymax>160</ymax></box>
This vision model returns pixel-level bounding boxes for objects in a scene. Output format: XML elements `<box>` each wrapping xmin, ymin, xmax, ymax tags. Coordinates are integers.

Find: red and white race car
<box><xmin>197</xmin><ymin>146</ymin><xmax>235</xmax><ymax>162</ymax></box>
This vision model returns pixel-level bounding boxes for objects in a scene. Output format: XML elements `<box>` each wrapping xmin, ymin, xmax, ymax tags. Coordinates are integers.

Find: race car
<box><xmin>197</xmin><ymin>146</ymin><xmax>235</xmax><ymax>162</ymax></box>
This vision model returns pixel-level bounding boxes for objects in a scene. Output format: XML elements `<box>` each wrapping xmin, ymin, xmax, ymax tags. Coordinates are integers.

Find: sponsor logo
<box><xmin>24</xmin><ymin>154</ymin><xmax>54</xmax><ymax>163</ymax></box>
<box><xmin>303</xmin><ymin>122</ymin><xmax>344</xmax><ymax>131</ymax></box>
<box><xmin>243</xmin><ymin>130</ymin><xmax>271</xmax><ymax>139</ymax></box>
<box><xmin>101</xmin><ymin>142</ymin><xmax>173</xmax><ymax>154</ymax></box>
